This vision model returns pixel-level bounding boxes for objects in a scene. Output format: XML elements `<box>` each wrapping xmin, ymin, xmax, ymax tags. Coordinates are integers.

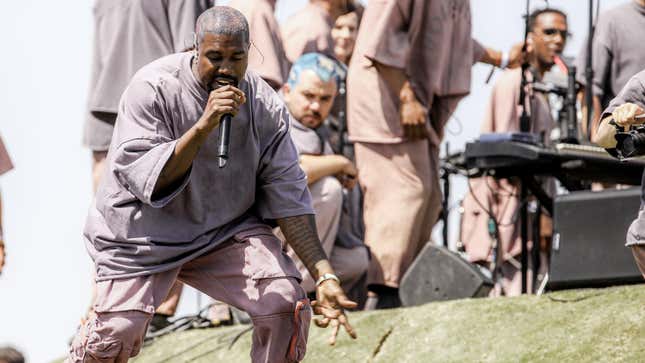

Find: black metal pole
<box><xmin>441</xmin><ymin>143</ymin><xmax>450</xmax><ymax>248</ymax></box>
<box><xmin>521</xmin><ymin>180</ymin><xmax>528</xmax><ymax>294</ymax></box>
<box><xmin>585</xmin><ymin>0</ymin><xmax>594</xmax><ymax>138</ymax></box>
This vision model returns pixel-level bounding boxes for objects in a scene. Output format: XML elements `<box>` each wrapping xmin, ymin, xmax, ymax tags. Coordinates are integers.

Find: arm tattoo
<box><xmin>277</xmin><ymin>214</ymin><xmax>328</xmax><ymax>278</ymax></box>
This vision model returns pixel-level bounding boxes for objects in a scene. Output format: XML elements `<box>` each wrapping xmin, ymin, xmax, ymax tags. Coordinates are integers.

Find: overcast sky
<box><xmin>0</xmin><ymin>0</ymin><xmax>628</xmax><ymax>362</ymax></box>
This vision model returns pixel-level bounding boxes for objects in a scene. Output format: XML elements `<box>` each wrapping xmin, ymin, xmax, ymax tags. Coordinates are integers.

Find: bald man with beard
<box><xmin>67</xmin><ymin>7</ymin><xmax>355</xmax><ymax>362</ymax></box>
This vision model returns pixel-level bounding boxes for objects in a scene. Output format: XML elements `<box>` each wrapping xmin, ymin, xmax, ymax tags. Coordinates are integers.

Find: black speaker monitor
<box><xmin>399</xmin><ymin>244</ymin><xmax>493</xmax><ymax>307</ymax></box>
<box><xmin>549</xmin><ymin>187</ymin><xmax>644</xmax><ymax>289</ymax></box>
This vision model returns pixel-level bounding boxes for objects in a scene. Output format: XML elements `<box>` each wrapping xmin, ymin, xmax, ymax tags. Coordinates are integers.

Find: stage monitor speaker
<box><xmin>548</xmin><ymin>187</ymin><xmax>644</xmax><ymax>290</ymax></box>
<box><xmin>399</xmin><ymin>244</ymin><xmax>493</xmax><ymax>307</ymax></box>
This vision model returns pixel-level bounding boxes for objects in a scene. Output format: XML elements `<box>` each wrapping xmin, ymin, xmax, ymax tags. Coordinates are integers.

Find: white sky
<box><xmin>0</xmin><ymin>0</ymin><xmax>628</xmax><ymax>362</ymax></box>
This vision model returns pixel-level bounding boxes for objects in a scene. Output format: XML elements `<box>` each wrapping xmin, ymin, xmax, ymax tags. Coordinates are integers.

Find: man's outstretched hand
<box><xmin>312</xmin><ymin>279</ymin><xmax>358</xmax><ymax>345</ymax></box>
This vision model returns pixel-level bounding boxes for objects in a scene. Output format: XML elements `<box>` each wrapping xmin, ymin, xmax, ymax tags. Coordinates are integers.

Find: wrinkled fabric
<box><xmin>85</xmin><ymin>52</ymin><xmax>313</xmax><ymax>281</ymax></box>
<box><xmin>84</xmin><ymin>0</ymin><xmax>212</xmax><ymax>150</ymax></box>
<box><xmin>347</xmin><ymin>0</ymin><xmax>482</xmax><ymax>144</ymax></box>
<box><xmin>281</xmin><ymin>3</ymin><xmax>335</xmax><ymax>63</ymax></box>
<box><xmin>575</xmin><ymin>1</ymin><xmax>645</xmax><ymax>108</ymax></box>
<box><xmin>460</xmin><ymin>68</ymin><xmax>554</xmax><ymax>263</ymax></box>
<box><xmin>0</xmin><ymin>135</ymin><xmax>13</xmax><ymax>176</ymax></box>
<box><xmin>355</xmin><ymin>140</ymin><xmax>442</xmax><ymax>288</ymax></box>
<box><xmin>68</xmin><ymin>230</ymin><xmax>311</xmax><ymax>363</ymax></box>
<box><xmin>228</xmin><ymin>0</ymin><xmax>289</xmax><ymax>89</ymax></box>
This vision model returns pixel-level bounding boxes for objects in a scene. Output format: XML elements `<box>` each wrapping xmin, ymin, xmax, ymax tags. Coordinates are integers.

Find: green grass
<box><xmin>54</xmin><ymin>285</ymin><xmax>645</xmax><ymax>363</ymax></box>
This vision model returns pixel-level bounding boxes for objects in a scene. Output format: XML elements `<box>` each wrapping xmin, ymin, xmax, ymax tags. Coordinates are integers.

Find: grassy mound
<box><xmin>57</xmin><ymin>285</ymin><xmax>645</xmax><ymax>362</ymax></box>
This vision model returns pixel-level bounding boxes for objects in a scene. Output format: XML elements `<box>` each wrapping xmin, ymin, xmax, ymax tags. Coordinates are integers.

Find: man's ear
<box><xmin>282</xmin><ymin>83</ymin><xmax>291</xmax><ymax>100</ymax></box>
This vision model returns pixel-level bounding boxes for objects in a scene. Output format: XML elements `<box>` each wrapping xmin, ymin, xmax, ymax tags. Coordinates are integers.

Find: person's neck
<box><xmin>529</xmin><ymin>56</ymin><xmax>549</xmax><ymax>79</ymax></box>
<box><xmin>637</xmin><ymin>0</ymin><xmax>645</xmax><ymax>7</ymax></box>
<box><xmin>311</xmin><ymin>0</ymin><xmax>341</xmax><ymax>21</ymax></box>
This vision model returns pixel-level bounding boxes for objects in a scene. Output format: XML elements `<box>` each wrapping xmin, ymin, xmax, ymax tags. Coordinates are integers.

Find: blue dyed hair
<box><xmin>287</xmin><ymin>53</ymin><xmax>345</xmax><ymax>88</ymax></box>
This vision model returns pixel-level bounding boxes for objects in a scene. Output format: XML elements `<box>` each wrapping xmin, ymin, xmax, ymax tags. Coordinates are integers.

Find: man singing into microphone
<box><xmin>68</xmin><ymin>7</ymin><xmax>355</xmax><ymax>363</ymax></box>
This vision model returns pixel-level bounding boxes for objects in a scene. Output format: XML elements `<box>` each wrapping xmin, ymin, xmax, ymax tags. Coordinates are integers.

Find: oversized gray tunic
<box><xmin>86</xmin><ymin>52</ymin><xmax>313</xmax><ymax>281</ymax></box>
<box><xmin>84</xmin><ymin>0</ymin><xmax>212</xmax><ymax>151</ymax></box>
<box><xmin>575</xmin><ymin>1</ymin><xmax>645</xmax><ymax>108</ymax></box>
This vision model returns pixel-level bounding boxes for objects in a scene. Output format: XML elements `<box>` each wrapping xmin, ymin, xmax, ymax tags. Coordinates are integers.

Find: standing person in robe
<box><xmin>67</xmin><ymin>7</ymin><xmax>356</xmax><ymax>362</ymax></box>
<box><xmin>576</xmin><ymin>0</ymin><xmax>645</xmax><ymax>140</ymax></box>
<box><xmin>82</xmin><ymin>0</ymin><xmax>213</xmax><ymax>329</ymax></box>
<box><xmin>0</xmin><ymin>135</ymin><xmax>13</xmax><ymax>276</ymax></box>
<box><xmin>280</xmin><ymin>53</ymin><xmax>369</xmax><ymax>307</ymax></box>
<box><xmin>347</xmin><ymin>0</ymin><xmax>524</xmax><ymax>308</ymax></box>
<box><xmin>461</xmin><ymin>8</ymin><xmax>568</xmax><ymax>296</ymax></box>
<box><xmin>228</xmin><ymin>0</ymin><xmax>289</xmax><ymax>90</ymax></box>
<box><xmin>282</xmin><ymin>0</ymin><xmax>352</xmax><ymax>63</ymax></box>
<box><xmin>593</xmin><ymin>69</ymin><xmax>645</xmax><ymax>280</ymax></box>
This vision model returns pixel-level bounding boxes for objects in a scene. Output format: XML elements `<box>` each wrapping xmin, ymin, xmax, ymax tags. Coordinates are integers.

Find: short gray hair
<box><xmin>195</xmin><ymin>6</ymin><xmax>250</xmax><ymax>47</ymax></box>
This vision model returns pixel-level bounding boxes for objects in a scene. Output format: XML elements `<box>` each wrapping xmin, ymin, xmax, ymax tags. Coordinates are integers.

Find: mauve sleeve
<box><xmin>362</xmin><ymin>0</ymin><xmax>412</xmax><ymax>70</ymax></box>
<box><xmin>111</xmin><ymin>80</ymin><xmax>190</xmax><ymax>208</ymax></box>
<box><xmin>472</xmin><ymin>38</ymin><xmax>486</xmax><ymax>65</ymax></box>
<box><xmin>256</xmin><ymin>97</ymin><xmax>313</xmax><ymax>220</ymax></box>
<box><xmin>601</xmin><ymin>72</ymin><xmax>645</xmax><ymax>120</ymax></box>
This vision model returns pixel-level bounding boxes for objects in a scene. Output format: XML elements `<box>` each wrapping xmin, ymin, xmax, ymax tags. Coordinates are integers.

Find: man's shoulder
<box><xmin>600</xmin><ymin>3</ymin><xmax>635</xmax><ymax>26</ymax></box>
<box><xmin>130</xmin><ymin>53</ymin><xmax>187</xmax><ymax>88</ymax></box>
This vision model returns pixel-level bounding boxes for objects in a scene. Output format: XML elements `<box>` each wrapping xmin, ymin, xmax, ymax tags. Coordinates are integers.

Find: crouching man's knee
<box><xmin>249</xmin><ymin>278</ymin><xmax>312</xmax><ymax>363</ymax></box>
<box><xmin>631</xmin><ymin>245</ymin><xmax>645</xmax><ymax>279</ymax></box>
<box><xmin>68</xmin><ymin>311</ymin><xmax>151</xmax><ymax>363</ymax></box>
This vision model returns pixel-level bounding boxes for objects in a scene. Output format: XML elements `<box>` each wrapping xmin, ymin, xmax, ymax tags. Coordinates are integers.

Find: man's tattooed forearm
<box><xmin>277</xmin><ymin>214</ymin><xmax>328</xmax><ymax>277</ymax></box>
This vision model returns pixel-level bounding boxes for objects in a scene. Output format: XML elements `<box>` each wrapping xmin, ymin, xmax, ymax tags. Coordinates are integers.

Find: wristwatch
<box><xmin>316</xmin><ymin>273</ymin><xmax>340</xmax><ymax>287</ymax></box>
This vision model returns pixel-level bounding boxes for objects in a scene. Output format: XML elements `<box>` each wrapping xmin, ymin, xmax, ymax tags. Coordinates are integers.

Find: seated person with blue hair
<box><xmin>278</xmin><ymin>53</ymin><xmax>369</xmax><ymax>317</ymax></box>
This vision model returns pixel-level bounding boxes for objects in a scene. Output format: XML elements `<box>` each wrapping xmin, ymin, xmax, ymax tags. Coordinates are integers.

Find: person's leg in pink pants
<box><xmin>68</xmin><ymin>229</ymin><xmax>311</xmax><ymax>363</ymax></box>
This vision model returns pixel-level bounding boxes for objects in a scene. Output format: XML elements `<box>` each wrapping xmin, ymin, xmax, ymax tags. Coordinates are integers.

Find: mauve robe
<box><xmin>228</xmin><ymin>0</ymin><xmax>289</xmax><ymax>89</ymax></box>
<box><xmin>86</xmin><ymin>52</ymin><xmax>313</xmax><ymax>281</ymax></box>
<box><xmin>347</xmin><ymin>0</ymin><xmax>485</xmax><ymax>145</ymax></box>
<box><xmin>84</xmin><ymin>0</ymin><xmax>212</xmax><ymax>151</ymax></box>
<box><xmin>281</xmin><ymin>2</ymin><xmax>335</xmax><ymax>63</ymax></box>
<box><xmin>0</xmin><ymin>136</ymin><xmax>13</xmax><ymax>176</ymax></box>
<box><xmin>346</xmin><ymin>0</ymin><xmax>483</xmax><ymax>287</ymax></box>
<box><xmin>575</xmin><ymin>1</ymin><xmax>645</xmax><ymax>108</ymax></box>
<box><xmin>460</xmin><ymin>68</ymin><xmax>554</xmax><ymax>263</ymax></box>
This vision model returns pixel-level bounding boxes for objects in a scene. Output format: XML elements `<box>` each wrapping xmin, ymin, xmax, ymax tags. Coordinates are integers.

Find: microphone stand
<box><xmin>585</xmin><ymin>0</ymin><xmax>595</xmax><ymax>140</ymax></box>
<box><xmin>518</xmin><ymin>0</ymin><xmax>532</xmax><ymax>294</ymax></box>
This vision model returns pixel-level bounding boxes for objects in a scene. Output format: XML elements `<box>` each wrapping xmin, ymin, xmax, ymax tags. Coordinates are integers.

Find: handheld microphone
<box><xmin>217</xmin><ymin>113</ymin><xmax>232</xmax><ymax>168</ymax></box>
<box><xmin>215</xmin><ymin>79</ymin><xmax>239</xmax><ymax>168</ymax></box>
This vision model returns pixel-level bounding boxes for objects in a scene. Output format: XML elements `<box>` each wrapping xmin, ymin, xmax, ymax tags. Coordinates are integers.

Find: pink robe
<box><xmin>460</xmin><ymin>68</ymin><xmax>554</xmax><ymax>265</ymax></box>
<box><xmin>0</xmin><ymin>136</ymin><xmax>13</xmax><ymax>176</ymax></box>
<box><xmin>347</xmin><ymin>0</ymin><xmax>483</xmax><ymax>288</ymax></box>
<box><xmin>228</xmin><ymin>0</ymin><xmax>289</xmax><ymax>89</ymax></box>
<box><xmin>281</xmin><ymin>2</ymin><xmax>335</xmax><ymax>63</ymax></box>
